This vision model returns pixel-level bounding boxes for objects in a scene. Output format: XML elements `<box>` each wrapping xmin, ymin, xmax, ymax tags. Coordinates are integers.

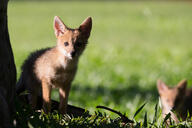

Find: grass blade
<box><xmin>133</xmin><ymin>102</ymin><xmax>147</xmax><ymax>119</ymax></box>
<box><xmin>143</xmin><ymin>112</ymin><xmax>148</xmax><ymax>128</ymax></box>
<box><xmin>135</xmin><ymin>122</ymin><xmax>141</xmax><ymax>128</ymax></box>
<box><xmin>152</xmin><ymin>102</ymin><xmax>159</xmax><ymax>124</ymax></box>
<box><xmin>163</xmin><ymin>113</ymin><xmax>171</xmax><ymax>125</ymax></box>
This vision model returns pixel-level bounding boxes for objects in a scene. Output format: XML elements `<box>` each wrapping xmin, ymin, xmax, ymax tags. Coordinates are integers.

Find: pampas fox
<box><xmin>157</xmin><ymin>80</ymin><xmax>192</xmax><ymax>122</ymax></box>
<box><xmin>17</xmin><ymin>16</ymin><xmax>92</xmax><ymax>114</ymax></box>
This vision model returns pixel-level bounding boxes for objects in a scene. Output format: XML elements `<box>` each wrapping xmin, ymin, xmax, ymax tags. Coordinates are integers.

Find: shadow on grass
<box><xmin>70</xmin><ymin>83</ymin><xmax>159</xmax><ymax>106</ymax></box>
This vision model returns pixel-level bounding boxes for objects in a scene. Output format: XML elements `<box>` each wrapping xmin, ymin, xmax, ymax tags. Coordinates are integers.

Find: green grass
<box><xmin>9</xmin><ymin>1</ymin><xmax>192</xmax><ymax>121</ymax></box>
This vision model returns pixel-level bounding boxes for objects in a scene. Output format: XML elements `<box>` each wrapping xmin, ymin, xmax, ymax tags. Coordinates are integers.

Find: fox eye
<box><xmin>64</xmin><ymin>42</ymin><xmax>69</xmax><ymax>46</ymax></box>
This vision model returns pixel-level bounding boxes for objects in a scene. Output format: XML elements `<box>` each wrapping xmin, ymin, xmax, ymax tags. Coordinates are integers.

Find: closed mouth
<box><xmin>66</xmin><ymin>54</ymin><xmax>72</xmax><ymax>59</ymax></box>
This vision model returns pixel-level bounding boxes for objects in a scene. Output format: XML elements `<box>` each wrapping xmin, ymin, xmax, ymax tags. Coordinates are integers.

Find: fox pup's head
<box><xmin>54</xmin><ymin>16</ymin><xmax>92</xmax><ymax>59</ymax></box>
<box><xmin>157</xmin><ymin>80</ymin><xmax>187</xmax><ymax>112</ymax></box>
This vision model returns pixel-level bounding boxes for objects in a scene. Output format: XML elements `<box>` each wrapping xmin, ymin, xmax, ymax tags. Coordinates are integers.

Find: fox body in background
<box><xmin>17</xmin><ymin>16</ymin><xmax>92</xmax><ymax>114</ymax></box>
<box><xmin>157</xmin><ymin>80</ymin><xmax>192</xmax><ymax>122</ymax></box>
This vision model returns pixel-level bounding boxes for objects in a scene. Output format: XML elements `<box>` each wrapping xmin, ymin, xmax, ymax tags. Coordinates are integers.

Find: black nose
<box><xmin>70</xmin><ymin>51</ymin><xmax>76</xmax><ymax>57</ymax></box>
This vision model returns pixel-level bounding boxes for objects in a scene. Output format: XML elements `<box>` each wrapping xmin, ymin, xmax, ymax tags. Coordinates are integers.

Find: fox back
<box><xmin>17</xmin><ymin>16</ymin><xmax>92</xmax><ymax>114</ymax></box>
<box><xmin>157</xmin><ymin>80</ymin><xmax>192</xmax><ymax>122</ymax></box>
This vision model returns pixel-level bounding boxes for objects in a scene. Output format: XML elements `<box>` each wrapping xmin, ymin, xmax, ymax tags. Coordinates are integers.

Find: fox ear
<box><xmin>79</xmin><ymin>17</ymin><xmax>92</xmax><ymax>39</ymax></box>
<box><xmin>177</xmin><ymin>79</ymin><xmax>187</xmax><ymax>92</ymax></box>
<box><xmin>54</xmin><ymin>16</ymin><xmax>67</xmax><ymax>37</ymax></box>
<box><xmin>157</xmin><ymin>80</ymin><xmax>168</xmax><ymax>95</ymax></box>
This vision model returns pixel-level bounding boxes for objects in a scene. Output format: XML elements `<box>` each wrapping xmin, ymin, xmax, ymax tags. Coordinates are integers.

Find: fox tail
<box><xmin>16</xmin><ymin>73</ymin><xmax>25</xmax><ymax>95</ymax></box>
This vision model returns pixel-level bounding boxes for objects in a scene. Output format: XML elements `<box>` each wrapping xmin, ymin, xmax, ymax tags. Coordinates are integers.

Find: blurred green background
<box><xmin>8</xmin><ymin>1</ymin><xmax>192</xmax><ymax>120</ymax></box>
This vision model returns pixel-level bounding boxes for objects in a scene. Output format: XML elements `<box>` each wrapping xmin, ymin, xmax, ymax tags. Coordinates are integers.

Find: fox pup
<box><xmin>17</xmin><ymin>16</ymin><xmax>92</xmax><ymax>114</ymax></box>
<box><xmin>157</xmin><ymin>80</ymin><xmax>192</xmax><ymax>122</ymax></box>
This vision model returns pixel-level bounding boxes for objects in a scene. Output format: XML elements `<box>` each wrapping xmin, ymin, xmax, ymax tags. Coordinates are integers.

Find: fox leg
<box><xmin>59</xmin><ymin>84</ymin><xmax>71</xmax><ymax>114</ymax></box>
<box><xmin>42</xmin><ymin>79</ymin><xmax>52</xmax><ymax>113</ymax></box>
<box><xmin>31</xmin><ymin>87</ymin><xmax>39</xmax><ymax>109</ymax></box>
<box><xmin>28</xmin><ymin>81</ymin><xmax>39</xmax><ymax>109</ymax></box>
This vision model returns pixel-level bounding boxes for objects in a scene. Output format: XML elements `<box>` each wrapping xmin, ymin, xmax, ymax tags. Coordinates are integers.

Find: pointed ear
<box><xmin>79</xmin><ymin>17</ymin><xmax>92</xmax><ymax>39</ymax></box>
<box><xmin>157</xmin><ymin>80</ymin><xmax>168</xmax><ymax>95</ymax></box>
<box><xmin>54</xmin><ymin>16</ymin><xmax>67</xmax><ymax>37</ymax></box>
<box><xmin>177</xmin><ymin>79</ymin><xmax>187</xmax><ymax>92</ymax></box>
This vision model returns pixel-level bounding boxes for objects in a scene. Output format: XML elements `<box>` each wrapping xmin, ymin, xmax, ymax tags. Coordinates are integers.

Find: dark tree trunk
<box><xmin>0</xmin><ymin>0</ymin><xmax>17</xmax><ymax>127</ymax></box>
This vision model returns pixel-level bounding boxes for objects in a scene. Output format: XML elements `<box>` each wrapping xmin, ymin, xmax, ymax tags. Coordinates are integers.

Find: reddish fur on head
<box><xmin>157</xmin><ymin>79</ymin><xmax>187</xmax><ymax>122</ymax></box>
<box><xmin>54</xmin><ymin>16</ymin><xmax>92</xmax><ymax>59</ymax></box>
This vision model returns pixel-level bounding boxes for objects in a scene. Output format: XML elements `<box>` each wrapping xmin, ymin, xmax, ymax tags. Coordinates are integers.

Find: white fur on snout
<box><xmin>58</xmin><ymin>47</ymin><xmax>72</xmax><ymax>59</ymax></box>
<box><xmin>160</xmin><ymin>98</ymin><xmax>179</xmax><ymax>122</ymax></box>
<box><xmin>161</xmin><ymin>98</ymin><xmax>172</xmax><ymax>114</ymax></box>
<box><xmin>66</xmin><ymin>53</ymin><xmax>72</xmax><ymax>59</ymax></box>
<box><xmin>162</xmin><ymin>101</ymin><xmax>179</xmax><ymax>122</ymax></box>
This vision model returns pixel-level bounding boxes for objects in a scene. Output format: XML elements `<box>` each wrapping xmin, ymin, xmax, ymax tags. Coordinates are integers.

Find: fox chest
<box><xmin>50</xmin><ymin>67</ymin><xmax>77</xmax><ymax>87</ymax></box>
